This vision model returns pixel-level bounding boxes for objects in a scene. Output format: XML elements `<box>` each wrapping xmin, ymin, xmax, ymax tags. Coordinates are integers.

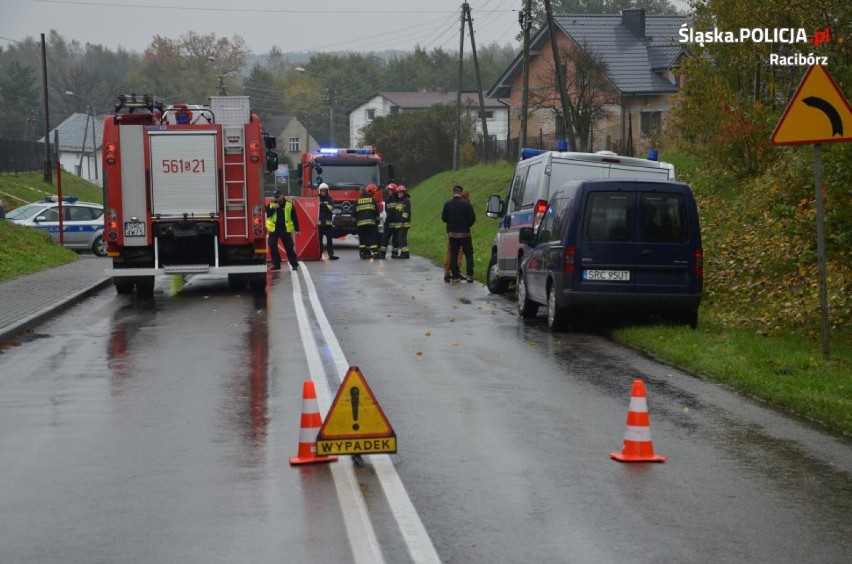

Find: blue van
<box><xmin>485</xmin><ymin>149</ymin><xmax>675</xmax><ymax>294</ymax></box>
<box><xmin>516</xmin><ymin>179</ymin><xmax>703</xmax><ymax>329</ymax></box>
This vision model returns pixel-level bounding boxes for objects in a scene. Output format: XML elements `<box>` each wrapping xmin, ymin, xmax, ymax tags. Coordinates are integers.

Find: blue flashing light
<box><xmin>647</xmin><ymin>149</ymin><xmax>658</xmax><ymax>161</ymax></box>
<box><xmin>520</xmin><ymin>148</ymin><xmax>546</xmax><ymax>160</ymax></box>
<box><xmin>555</xmin><ymin>139</ymin><xmax>568</xmax><ymax>151</ymax></box>
<box><xmin>319</xmin><ymin>148</ymin><xmax>339</xmax><ymax>154</ymax></box>
<box><xmin>354</xmin><ymin>148</ymin><xmax>373</xmax><ymax>154</ymax></box>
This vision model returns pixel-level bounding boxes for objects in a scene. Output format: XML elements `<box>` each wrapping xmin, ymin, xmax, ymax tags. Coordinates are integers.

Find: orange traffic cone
<box><xmin>290</xmin><ymin>380</ymin><xmax>338</xmax><ymax>466</ymax></box>
<box><xmin>610</xmin><ymin>379</ymin><xmax>666</xmax><ymax>463</ymax></box>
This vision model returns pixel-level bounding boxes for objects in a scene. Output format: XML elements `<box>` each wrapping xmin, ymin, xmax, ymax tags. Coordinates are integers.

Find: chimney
<box><xmin>622</xmin><ymin>8</ymin><xmax>645</xmax><ymax>39</ymax></box>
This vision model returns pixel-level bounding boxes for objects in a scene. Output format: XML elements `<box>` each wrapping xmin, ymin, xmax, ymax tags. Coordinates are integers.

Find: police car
<box><xmin>5</xmin><ymin>197</ymin><xmax>107</xmax><ymax>257</ymax></box>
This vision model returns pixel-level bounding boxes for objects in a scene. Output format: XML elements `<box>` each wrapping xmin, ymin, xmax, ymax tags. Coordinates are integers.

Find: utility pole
<box><xmin>464</xmin><ymin>3</ymin><xmax>490</xmax><ymax>162</ymax></box>
<box><xmin>217</xmin><ymin>74</ymin><xmax>227</xmax><ymax>96</ymax></box>
<box><xmin>453</xmin><ymin>4</ymin><xmax>465</xmax><ymax>171</ymax></box>
<box><xmin>519</xmin><ymin>0</ymin><xmax>532</xmax><ymax>158</ymax></box>
<box><xmin>328</xmin><ymin>88</ymin><xmax>336</xmax><ymax>146</ymax></box>
<box><xmin>41</xmin><ymin>33</ymin><xmax>52</xmax><ymax>184</ymax></box>
<box><xmin>90</xmin><ymin>106</ymin><xmax>98</xmax><ymax>181</ymax></box>
<box><xmin>544</xmin><ymin>0</ymin><xmax>577</xmax><ymax>151</ymax></box>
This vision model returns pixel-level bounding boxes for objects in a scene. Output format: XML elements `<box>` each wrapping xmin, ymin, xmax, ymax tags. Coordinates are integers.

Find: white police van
<box><xmin>485</xmin><ymin>149</ymin><xmax>675</xmax><ymax>293</ymax></box>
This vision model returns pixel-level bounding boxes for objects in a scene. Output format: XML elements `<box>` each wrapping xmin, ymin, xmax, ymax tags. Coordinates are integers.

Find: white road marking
<box><xmin>300</xmin><ymin>265</ymin><xmax>442</xmax><ymax>564</ymax></box>
<box><xmin>290</xmin><ymin>269</ymin><xmax>386</xmax><ymax>564</ymax></box>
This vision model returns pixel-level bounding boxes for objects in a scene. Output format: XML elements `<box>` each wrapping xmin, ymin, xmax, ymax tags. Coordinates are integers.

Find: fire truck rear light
<box><xmin>250</xmin><ymin>155</ymin><xmax>259</xmax><ymax>163</ymax></box>
<box><xmin>253</xmin><ymin>226</ymin><xmax>264</xmax><ymax>237</ymax></box>
<box><xmin>108</xmin><ymin>220</ymin><xmax>118</xmax><ymax>230</ymax></box>
<box><xmin>564</xmin><ymin>246</ymin><xmax>576</xmax><ymax>273</ymax></box>
<box><xmin>107</xmin><ymin>208</ymin><xmax>117</xmax><ymax>219</ymax></box>
<box><xmin>106</xmin><ymin>157</ymin><xmax>116</xmax><ymax>165</ymax></box>
<box><xmin>107</xmin><ymin>230</ymin><xmax>118</xmax><ymax>241</ymax></box>
<box><xmin>249</xmin><ymin>141</ymin><xmax>260</xmax><ymax>151</ymax></box>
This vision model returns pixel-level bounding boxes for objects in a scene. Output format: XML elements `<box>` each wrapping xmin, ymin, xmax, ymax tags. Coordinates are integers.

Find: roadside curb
<box><xmin>0</xmin><ymin>278</ymin><xmax>112</xmax><ymax>345</ymax></box>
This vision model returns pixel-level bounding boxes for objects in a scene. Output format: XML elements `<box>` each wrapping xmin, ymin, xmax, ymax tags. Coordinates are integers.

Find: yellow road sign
<box><xmin>772</xmin><ymin>65</ymin><xmax>852</xmax><ymax>145</ymax></box>
<box><xmin>316</xmin><ymin>366</ymin><xmax>397</xmax><ymax>455</ymax></box>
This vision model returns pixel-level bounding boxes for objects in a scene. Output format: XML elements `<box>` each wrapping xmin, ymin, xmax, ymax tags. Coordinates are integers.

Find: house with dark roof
<box><xmin>42</xmin><ymin>112</ymin><xmax>104</xmax><ymax>185</ymax></box>
<box><xmin>348</xmin><ymin>90</ymin><xmax>509</xmax><ymax>147</ymax></box>
<box><xmin>262</xmin><ymin>115</ymin><xmax>318</xmax><ymax>167</ymax></box>
<box><xmin>488</xmin><ymin>9</ymin><xmax>689</xmax><ymax>155</ymax></box>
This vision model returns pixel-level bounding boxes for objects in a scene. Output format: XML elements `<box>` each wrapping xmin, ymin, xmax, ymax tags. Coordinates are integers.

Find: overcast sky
<box><xmin>3</xmin><ymin>0</ymin><xmax>691</xmax><ymax>56</ymax></box>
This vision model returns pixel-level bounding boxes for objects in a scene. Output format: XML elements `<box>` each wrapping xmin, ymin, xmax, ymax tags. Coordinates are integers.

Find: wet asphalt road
<box><xmin>1</xmin><ymin>242</ymin><xmax>850</xmax><ymax>563</ymax></box>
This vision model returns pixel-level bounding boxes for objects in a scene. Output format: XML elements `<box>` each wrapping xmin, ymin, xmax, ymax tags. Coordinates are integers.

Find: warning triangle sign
<box><xmin>316</xmin><ymin>367</ymin><xmax>397</xmax><ymax>456</ymax></box>
<box><xmin>772</xmin><ymin>65</ymin><xmax>852</xmax><ymax>145</ymax></box>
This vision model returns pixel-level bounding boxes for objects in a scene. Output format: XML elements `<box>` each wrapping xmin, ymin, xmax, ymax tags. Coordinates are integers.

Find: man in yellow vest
<box><xmin>265</xmin><ymin>190</ymin><xmax>300</xmax><ymax>271</ymax></box>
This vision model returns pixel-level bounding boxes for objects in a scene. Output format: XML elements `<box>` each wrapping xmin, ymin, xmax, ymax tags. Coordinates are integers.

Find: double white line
<box><xmin>289</xmin><ymin>264</ymin><xmax>441</xmax><ymax>564</ymax></box>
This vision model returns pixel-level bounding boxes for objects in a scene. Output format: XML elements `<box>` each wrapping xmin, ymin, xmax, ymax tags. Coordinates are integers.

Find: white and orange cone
<box><xmin>610</xmin><ymin>379</ymin><xmax>666</xmax><ymax>463</ymax></box>
<box><xmin>290</xmin><ymin>380</ymin><xmax>338</xmax><ymax>466</ymax></box>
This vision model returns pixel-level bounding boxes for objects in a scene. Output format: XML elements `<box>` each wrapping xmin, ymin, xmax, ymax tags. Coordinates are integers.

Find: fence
<box><xmin>0</xmin><ymin>138</ymin><xmax>47</xmax><ymax>174</ymax></box>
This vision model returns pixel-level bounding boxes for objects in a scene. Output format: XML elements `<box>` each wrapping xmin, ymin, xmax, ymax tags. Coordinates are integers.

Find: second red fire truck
<box><xmin>298</xmin><ymin>146</ymin><xmax>394</xmax><ymax>237</ymax></box>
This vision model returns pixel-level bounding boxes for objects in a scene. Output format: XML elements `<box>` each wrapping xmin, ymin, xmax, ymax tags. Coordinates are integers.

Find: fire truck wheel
<box><xmin>249</xmin><ymin>276</ymin><xmax>266</xmax><ymax>294</ymax></box>
<box><xmin>114</xmin><ymin>280</ymin><xmax>134</xmax><ymax>294</ymax></box>
<box><xmin>228</xmin><ymin>274</ymin><xmax>248</xmax><ymax>291</ymax></box>
<box><xmin>136</xmin><ymin>276</ymin><xmax>155</xmax><ymax>297</ymax></box>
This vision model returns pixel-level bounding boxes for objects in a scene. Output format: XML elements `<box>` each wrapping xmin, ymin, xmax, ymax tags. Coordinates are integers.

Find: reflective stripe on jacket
<box><xmin>355</xmin><ymin>196</ymin><xmax>378</xmax><ymax>227</ymax></box>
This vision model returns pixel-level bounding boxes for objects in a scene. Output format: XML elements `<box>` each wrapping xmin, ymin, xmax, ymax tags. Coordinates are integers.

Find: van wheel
<box><xmin>517</xmin><ymin>271</ymin><xmax>538</xmax><ymax>319</ymax></box>
<box><xmin>547</xmin><ymin>286</ymin><xmax>567</xmax><ymax>330</ymax></box>
<box><xmin>487</xmin><ymin>253</ymin><xmax>509</xmax><ymax>294</ymax></box>
<box><xmin>681</xmin><ymin>309</ymin><xmax>698</xmax><ymax>330</ymax></box>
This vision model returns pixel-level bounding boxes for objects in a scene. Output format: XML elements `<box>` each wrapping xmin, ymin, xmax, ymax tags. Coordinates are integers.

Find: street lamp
<box><xmin>295</xmin><ymin>67</ymin><xmax>336</xmax><ymax>147</ymax></box>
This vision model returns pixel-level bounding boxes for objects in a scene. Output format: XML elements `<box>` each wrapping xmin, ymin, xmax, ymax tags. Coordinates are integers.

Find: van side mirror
<box><xmin>519</xmin><ymin>227</ymin><xmax>535</xmax><ymax>246</ymax></box>
<box><xmin>485</xmin><ymin>194</ymin><xmax>503</xmax><ymax>218</ymax></box>
<box><xmin>265</xmin><ymin>151</ymin><xmax>279</xmax><ymax>172</ymax></box>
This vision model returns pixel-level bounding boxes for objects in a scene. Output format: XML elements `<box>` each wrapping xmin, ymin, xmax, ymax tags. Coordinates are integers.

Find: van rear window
<box><xmin>584</xmin><ymin>193</ymin><xmax>630</xmax><ymax>242</ymax></box>
<box><xmin>640</xmin><ymin>194</ymin><xmax>687</xmax><ymax>243</ymax></box>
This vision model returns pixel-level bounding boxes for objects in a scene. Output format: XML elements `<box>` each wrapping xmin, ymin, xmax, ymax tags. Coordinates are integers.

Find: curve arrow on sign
<box><xmin>803</xmin><ymin>96</ymin><xmax>844</xmax><ymax>137</ymax></box>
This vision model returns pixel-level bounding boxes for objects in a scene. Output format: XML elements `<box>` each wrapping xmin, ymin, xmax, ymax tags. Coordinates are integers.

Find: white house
<box><xmin>348</xmin><ymin>91</ymin><xmax>509</xmax><ymax>147</ymax></box>
<box><xmin>43</xmin><ymin>112</ymin><xmax>104</xmax><ymax>186</ymax></box>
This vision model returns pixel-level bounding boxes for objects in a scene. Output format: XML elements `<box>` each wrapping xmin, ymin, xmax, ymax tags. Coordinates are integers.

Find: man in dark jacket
<box><xmin>265</xmin><ymin>190</ymin><xmax>300</xmax><ymax>271</ymax></box>
<box><xmin>441</xmin><ymin>185</ymin><xmax>476</xmax><ymax>282</ymax></box>
<box><xmin>317</xmin><ymin>183</ymin><xmax>339</xmax><ymax>260</ymax></box>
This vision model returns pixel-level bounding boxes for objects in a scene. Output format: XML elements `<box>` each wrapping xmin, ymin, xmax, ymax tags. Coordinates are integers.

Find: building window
<box><xmin>640</xmin><ymin>112</ymin><xmax>662</xmax><ymax>138</ymax></box>
<box><xmin>366</xmin><ymin>109</ymin><xmax>376</xmax><ymax>120</ymax></box>
<box><xmin>289</xmin><ymin>137</ymin><xmax>300</xmax><ymax>152</ymax></box>
<box><xmin>480</xmin><ymin>110</ymin><xmax>494</xmax><ymax>119</ymax></box>
<box><xmin>389</xmin><ymin>106</ymin><xmax>400</xmax><ymax>114</ymax></box>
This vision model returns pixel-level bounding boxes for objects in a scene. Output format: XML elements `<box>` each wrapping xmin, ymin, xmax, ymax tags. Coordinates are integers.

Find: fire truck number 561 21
<box><xmin>161</xmin><ymin>159</ymin><xmax>207</xmax><ymax>173</ymax></box>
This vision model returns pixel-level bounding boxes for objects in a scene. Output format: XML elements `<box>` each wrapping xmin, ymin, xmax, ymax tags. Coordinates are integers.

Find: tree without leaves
<box><xmin>528</xmin><ymin>42</ymin><xmax>616</xmax><ymax>151</ymax></box>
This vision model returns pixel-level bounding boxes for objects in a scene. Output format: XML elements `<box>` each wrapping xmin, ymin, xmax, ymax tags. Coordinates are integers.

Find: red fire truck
<box><xmin>101</xmin><ymin>94</ymin><xmax>277</xmax><ymax>296</ymax></box>
<box><xmin>298</xmin><ymin>147</ymin><xmax>394</xmax><ymax>237</ymax></box>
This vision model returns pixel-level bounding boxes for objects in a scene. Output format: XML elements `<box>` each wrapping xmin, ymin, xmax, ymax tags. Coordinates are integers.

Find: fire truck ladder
<box><xmin>222</xmin><ymin>125</ymin><xmax>248</xmax><ymax>239</ymax></box>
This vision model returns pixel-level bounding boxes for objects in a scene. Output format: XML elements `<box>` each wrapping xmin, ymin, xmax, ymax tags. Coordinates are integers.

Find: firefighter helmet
<box><xmin>386</xmin><ymin>182</ymin><xmax>398</xmax><ymax>193</ymax></box>
<box><xmin>396</xmin><ymin>184</ymin><xmax>407</xmax><ymax>193</ymax></box>
<box><xmin>318</xmin><ymin>183</ymin><xmax>329</xmax><ymax>191</ymax></box>
<box><xmin>366</xmin><ymin>183</ymin><xmax>378</xmax><ymax>195</ymax></box>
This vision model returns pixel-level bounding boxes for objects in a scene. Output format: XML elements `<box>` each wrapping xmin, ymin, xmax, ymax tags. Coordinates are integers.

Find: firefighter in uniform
<box><xmin>355</xmin><ymin>184</ymin><xmax>380</xmax><ymax>258</ymax></box>
<box><xmin>265</xmin><ymin>190</ymin><xmax>300</xmax><ymax>271</ymax></box>
<box><xmin>391</xmin><ymin>185</ymin><xmax>411</xmax><ymax>259</ymax></box>
<box><xmin>317</xmin><ymin>183</ymin><xmax>339</xmax><ymax>260</ymax></box>
<box><xmin>378</xmin><ymin>183</ymin><xmax>399</xmax><ymax>259</ymax></box>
